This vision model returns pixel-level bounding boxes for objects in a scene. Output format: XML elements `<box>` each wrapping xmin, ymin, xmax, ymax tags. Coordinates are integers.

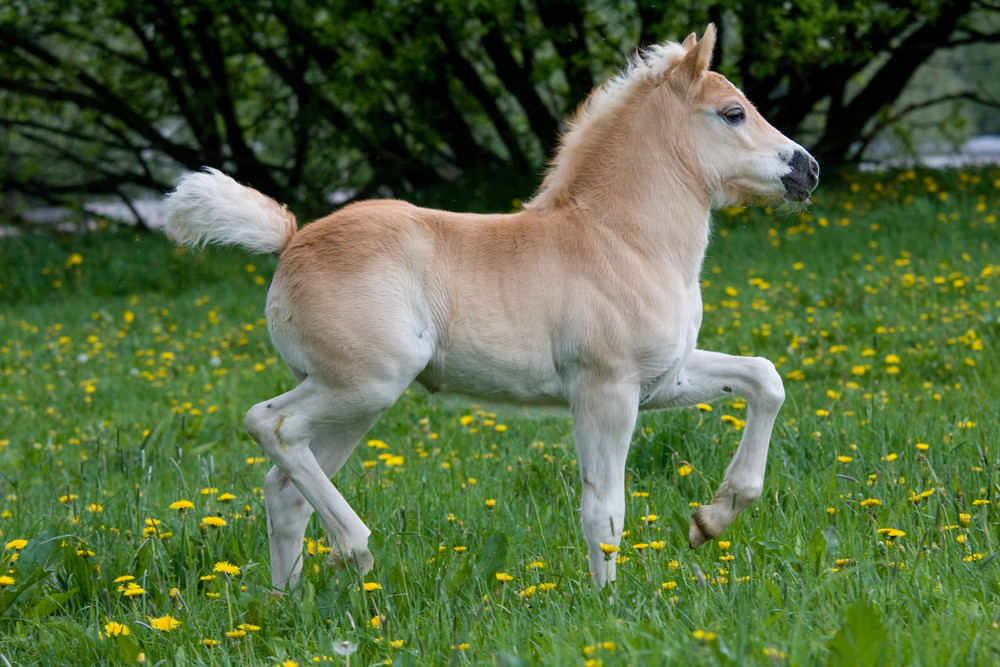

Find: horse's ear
<box><xmin>675</xmin><ymin>24</ymin><xmax>716</xmax><ymax>87</ymax></box>
<box><xmin>681</xmin><ymin>32</ymin><xmax>697</xmax><ymax>50</ymax></box>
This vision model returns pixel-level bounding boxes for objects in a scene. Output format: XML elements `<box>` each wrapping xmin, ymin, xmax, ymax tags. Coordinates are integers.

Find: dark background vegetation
<box><xmin>1</xmin><ymin>0</ymin><xmax>998</xmax><ymax>224</ymax></box>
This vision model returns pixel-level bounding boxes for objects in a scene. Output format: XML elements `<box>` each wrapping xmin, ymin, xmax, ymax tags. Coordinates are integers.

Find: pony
<box><xmin>164</xmin><ymin>25</ymin><xmax>818</xmax><ymax>590</ymax></box>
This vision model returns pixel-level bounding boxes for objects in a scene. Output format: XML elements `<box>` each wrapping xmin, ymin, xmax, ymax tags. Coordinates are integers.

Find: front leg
<box><xmin>644</xmin><ymin>349</ymin><xmax>785</xmax><ymax>547</ymax></box>
<box><xmin>572</xmin><ymin>379</ymin><xmax>640</xmax><ymax>587</ymax></box>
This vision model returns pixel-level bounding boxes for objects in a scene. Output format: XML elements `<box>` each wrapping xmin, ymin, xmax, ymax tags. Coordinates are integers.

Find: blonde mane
<box><xmin>527</xmin><ymin>41</ymin><xmax>689</xmax><ymax>210</ymax></box>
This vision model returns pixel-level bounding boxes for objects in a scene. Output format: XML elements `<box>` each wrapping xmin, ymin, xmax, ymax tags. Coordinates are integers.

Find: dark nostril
<box><xmin>808</xmin><ymin>156</ymin><xmax>820</xmax><ymax>179</ymax></box>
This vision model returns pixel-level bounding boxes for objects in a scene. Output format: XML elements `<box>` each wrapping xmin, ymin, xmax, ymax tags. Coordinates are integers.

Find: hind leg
<box><xmin>263</xmin><ymin>416</ymin><xmax>378</xmax><ymax>590</ymax></box>
<box><xmin>246</xmin><ymin>378</ymin><xmax>398</xmax><ymax>590</ymax></box>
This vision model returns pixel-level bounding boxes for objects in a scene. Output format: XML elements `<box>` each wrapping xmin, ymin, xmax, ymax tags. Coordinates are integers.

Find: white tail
<box><xmin>164</xmin><ymin>168</ymin><xmax>297</xmax><ymax>255</ymax></box>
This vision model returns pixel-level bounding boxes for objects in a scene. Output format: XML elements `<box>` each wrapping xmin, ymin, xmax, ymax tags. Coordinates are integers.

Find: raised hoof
<box><xmin>328</xmin><ymin>547</ymin><xmax>375</xmax><ymax>575</ymax></box>
<box><xmin>688</xmin><ymin>510</ymin><xmax>714</xmax><ymax>548</ymax></box>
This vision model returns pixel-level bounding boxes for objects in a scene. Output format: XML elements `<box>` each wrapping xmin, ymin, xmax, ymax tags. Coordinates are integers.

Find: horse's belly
<box><xmin>416</xmin><ymin>344</ymin><xmax>567</xmax><ymax>406</ymax></box>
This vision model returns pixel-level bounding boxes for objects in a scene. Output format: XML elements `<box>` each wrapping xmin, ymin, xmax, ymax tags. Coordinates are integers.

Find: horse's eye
<box><xmin>720</xmin><ymin>107</ymin><xmax>745</xmax><ymax>125</ymax></box>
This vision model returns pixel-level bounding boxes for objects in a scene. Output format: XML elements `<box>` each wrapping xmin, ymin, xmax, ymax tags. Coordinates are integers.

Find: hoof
<box><xmin>688</xmin><ymin>510</ymin><xmax>713</xmax><ymax>548</ymax></box>
<box><xmin>329</xmin><ymin>547</ymin><xmax>375</xmax><ymax>575</ymax></box>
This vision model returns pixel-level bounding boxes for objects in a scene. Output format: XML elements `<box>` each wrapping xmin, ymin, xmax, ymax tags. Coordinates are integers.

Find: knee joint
<box><xmin>753</xmin><ymin>357</ymin><xmax>785</xmax><ymax>410</ymax></box>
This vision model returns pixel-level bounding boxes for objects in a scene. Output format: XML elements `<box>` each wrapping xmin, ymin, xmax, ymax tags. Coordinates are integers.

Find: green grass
<box><xmin>1</xmin><ymin>168</ymin><xmax>998</xmax><ymax>666</ymax></box>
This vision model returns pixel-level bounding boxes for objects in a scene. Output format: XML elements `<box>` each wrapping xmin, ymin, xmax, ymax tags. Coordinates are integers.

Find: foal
<box><xmin>165</xmin><ymin>25</ymin><xmax>818</xmax><ymax>589</ymax></box>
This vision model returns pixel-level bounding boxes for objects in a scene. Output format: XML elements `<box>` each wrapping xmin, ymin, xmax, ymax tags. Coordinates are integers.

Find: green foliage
<box><xmin>827</xmin><ymin>600</ymin><xmax>888</xmax><ymax>667</ymax></box>
<box><xmin>2</xmin><ymin>1</ymin><xmax>997</xmax><ymax>217</ymax></box>
<box><xmin>1</xmin><ymin>168</ymin><xmax>999</xmax><ymax>664</ymax></box>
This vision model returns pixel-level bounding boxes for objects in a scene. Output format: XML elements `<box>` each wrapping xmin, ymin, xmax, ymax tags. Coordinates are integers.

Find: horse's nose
<box><xmin>781</xmin><ymin>150</ymin><xmax>819</xmax><ymax>201</ymax></box>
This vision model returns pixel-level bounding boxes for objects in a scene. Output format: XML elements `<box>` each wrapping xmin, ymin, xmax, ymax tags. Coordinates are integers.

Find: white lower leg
<box><xmin>572</xmin><ymin>380</ymin><xmax>637</xmax><ymax>587</ymax></box>
<box><xmin>581</xmin><ymin>489</ymin><xmax>626</xmax><ymax>586</ymax></box>
<box><xmin>265</xmin><ymin>465</ymin><xmax>313</xmax><ymax>589</ymax></box>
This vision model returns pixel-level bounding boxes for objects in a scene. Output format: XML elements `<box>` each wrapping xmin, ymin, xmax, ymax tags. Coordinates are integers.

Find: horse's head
<box><xmin>672</xmin><ymin>25</ymin><xmax>819</xmax><ymax>207</ymax></box>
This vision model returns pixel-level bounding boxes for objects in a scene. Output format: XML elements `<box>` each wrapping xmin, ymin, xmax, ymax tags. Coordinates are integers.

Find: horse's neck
<box><xmin>580</xmin><ymin>142</ymin><xmax>712</xmax><ymax>284</ymax></box>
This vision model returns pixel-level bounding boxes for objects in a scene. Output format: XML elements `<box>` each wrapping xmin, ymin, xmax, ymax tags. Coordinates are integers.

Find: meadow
<box><xmin>0</xmin><ymin>168</ymin><xmax>998</xmax><ymax>666</ymax></box>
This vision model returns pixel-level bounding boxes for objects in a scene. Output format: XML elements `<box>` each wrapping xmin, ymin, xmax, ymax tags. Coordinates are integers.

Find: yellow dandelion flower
<box><xmin>972</xmin><ymin>499</ymin><xmax>990</xmax><ymax>506</ymax></box>
<box><xmin>170</xmin><ymin>500</ymin><xmax>194</xmax><ymax>511</ymax></box>
<box><xmin>201</xmin><ymin>516</ymin><xmax>227</xmax><ymax>527</ymax></box>
<box><xmin>213</xmin><ymin>561</ymin><xmax>240</xmax><ymax>576</ymax></box>
<box><xmin>915</xmin><ymin>442</ymin><xmax>930</xmax><ymax>451</ymax></box>
<box><xmin>599</xmin><ymin>543</ymin><xmax>619</xmax><ymax>555</ymax></box>
<box><xmin>495</xmin><ymin>572</ymin><xmax>514</xmax><ymax>582</ymax></box>
<box><xmin>859</xmin><ymin>498</ymin><xmax>882</xmax><ymax>508</ymax></box>
<box><xmin>226</xmin><ymin>629</ymin><xmax>247</xmax><ymax>639</ymax></box>
<box><xmin>538</xmin><ymin>582</ymin><xmax>556</xmax><ymax>591</ymax></box>
<box><xmin>147</xmin><ymin>615</ymin><xmax>181</xmax><ymax>632</ymax></box>
<box><xmin>484</xmin><ymin>498</ymin><xmax>497</xmax><ymax>509</ymax></box>
<box><xmin>453</xmin><ymin>546</ymin><xmax>467</xmax><ymax>553</ymax></box>
<box><xmin>0</xmin><ymin>576</ymin><xmax>16</xmax><ymax>587</ymax></box>
<box><xmin>958</xmin><ymin>513</ymin><xmax>971</xmax><ymax>525</ymax></box>
<box><xmin>837</xmin><ymin>455</ymin><xmax>852</xmax><ymax>463</ymax></box>
<box><xmin>649</xmin><ymin>540</ymin><xmax>666</xmax><ymax>551</ymax></box>
<box><xmin>5</xmin><ymin>539</ymin><xmax>28</xmax><ymax>551</ymax></box>
<box><xmin>363</xmin><ymin>582</ymin><xmax>382</xmax><ymax>591</ymax></box>
<box><xmin>526</xmin><ymin>561</ymin><xmax>544</xmax><ymax>570</ymax></box>
<box><xmin>121</xmin><ymin>582</ymin><xmax>146</xmax><ymax>597</ymax></box>
<box><xmin>390</xmin><ymin>639</ymin><xmax>404</xmax><ymax>649</ymax></box>
<box><xmin>662</xmin><ymin>581</ymin><xmax>678</xmax><ymax>590</ymax></box>
<box><xmin>677</xmin><ymin>464</ymin><xmax>693</xmax><ymax>476</ymax></box>
<box><xmin>103</xmin><ymin>622</ymin><xmax>131</xmax><ymax>638</ymax></box>
<box><xmin>826</xmin><ymin>507</ymin><xmax>836</xmax><ymax>516</ymax></box>
<box><xmin>202</xmin><ymin>639</ymin><xmax>219</xmax><ymax>647</ymax></box>
<box><xmin>693</xmin><ymin>629</ymin><xmax>716</xmax><ymax>641</ymax></box>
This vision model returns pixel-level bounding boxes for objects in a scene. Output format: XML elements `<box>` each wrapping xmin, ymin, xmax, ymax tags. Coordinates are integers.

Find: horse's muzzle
<box><xmin>781</xmin><ymin>150</ymin><xmax>820</xmax><ymax>202</ymax></box>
